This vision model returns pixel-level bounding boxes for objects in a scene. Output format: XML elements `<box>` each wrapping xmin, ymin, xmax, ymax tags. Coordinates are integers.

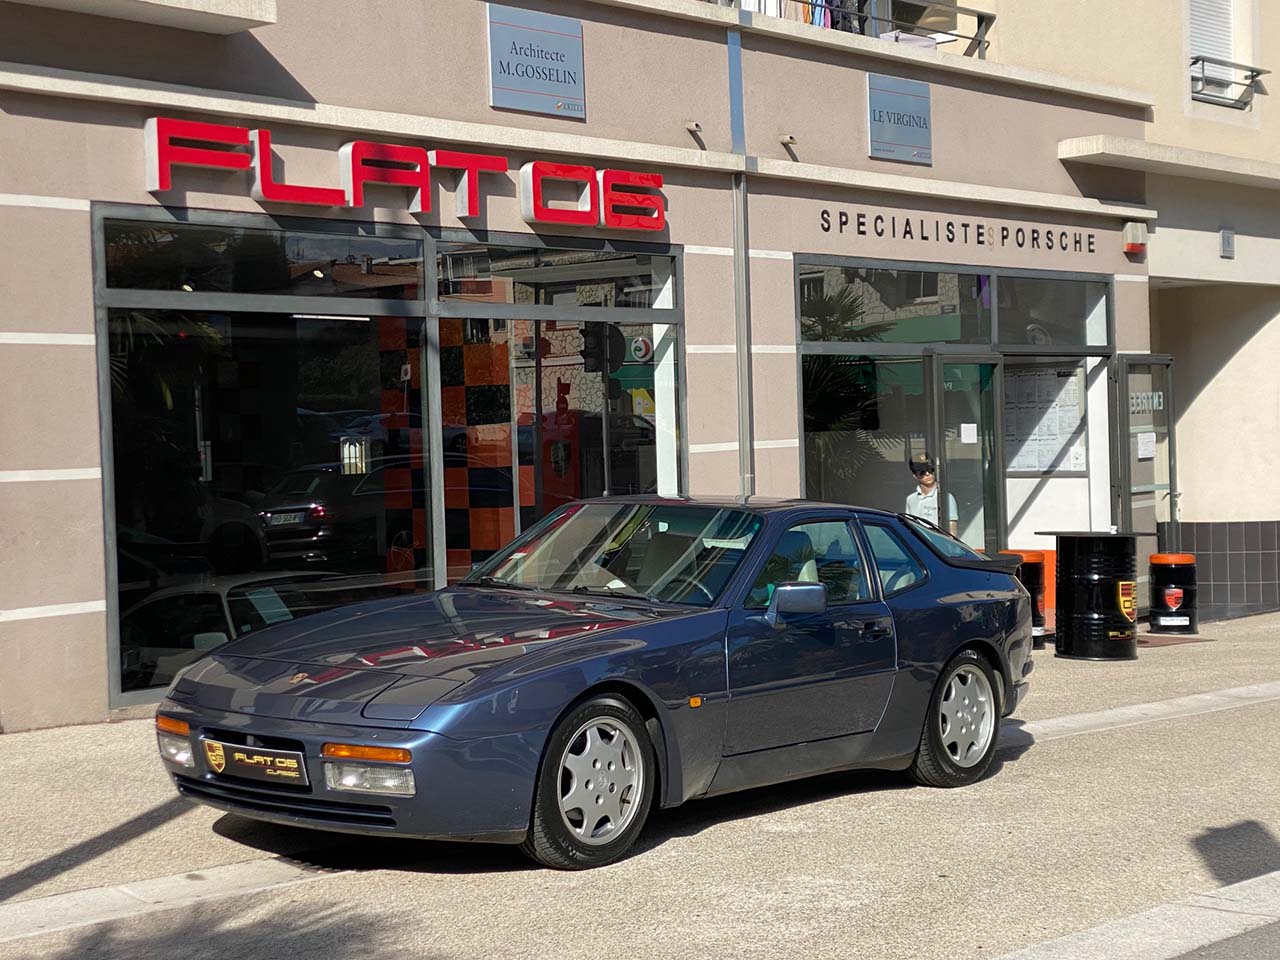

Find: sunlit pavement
<box><xmin>3</xmin><ymin>613</ymin><xmax>1280</xmax><ymax>959</ymax></box>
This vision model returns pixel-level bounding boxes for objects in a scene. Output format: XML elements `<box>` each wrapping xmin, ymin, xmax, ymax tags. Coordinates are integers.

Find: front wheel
<box><xmin>521</xmin><ymin>696</ymin><xmax>656</xmax><ymax>869</ymax></box>
<box><xmin>909</xmin><ymin>649</ymin><xmax>1002</xmax><ymax>788</ymax></box>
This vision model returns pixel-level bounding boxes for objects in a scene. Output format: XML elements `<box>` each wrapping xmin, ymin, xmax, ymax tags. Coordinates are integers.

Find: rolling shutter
<box><xmin>1190</xmin><ymin>0</ymin><xmax>1235</xmax><ymax>82</ymax></box>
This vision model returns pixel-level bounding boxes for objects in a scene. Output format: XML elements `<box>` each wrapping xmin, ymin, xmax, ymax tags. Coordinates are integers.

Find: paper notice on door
<box><xmin>1137</xmin><ymin>431</ymin><xmax>1157</xmax><ymax>460</ymax></box>
<box><xmin>960</xmin><ymin>422</ymin><xmax>978</xmax><ymax>444</ymax></box>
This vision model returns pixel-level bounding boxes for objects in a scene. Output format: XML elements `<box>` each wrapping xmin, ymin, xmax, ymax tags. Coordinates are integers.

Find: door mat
<box><xmin>1137</xmin><ymin>634</ymin><xmax>1216</xmax><ymax>648</ymax></box>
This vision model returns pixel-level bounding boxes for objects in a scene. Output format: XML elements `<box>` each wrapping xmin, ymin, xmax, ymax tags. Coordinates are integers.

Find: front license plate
<box><xmin>202</xmin><ymin>739</ymin><xmax>309</xmax><ymax>785</ymax></box>
<box><xmin>269</xmin><ymin>512</ymin><xmax>305</xmax><ymax>526</ymax></box>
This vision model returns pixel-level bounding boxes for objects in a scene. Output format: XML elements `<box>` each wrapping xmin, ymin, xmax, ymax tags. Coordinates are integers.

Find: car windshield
<box><xmin>903</xmin><ymin>516</ymin><xmax>986</xmax><ymax>560</ymax></box>
<box><xmin>466</xmin><ymin>502</ymin><xmax>764</xmax><ymax>607</ymax></box>
<box><xmin>270</xmin><ymin>470</ymin><xmax>338</xmax><ymax>497</ymax></box>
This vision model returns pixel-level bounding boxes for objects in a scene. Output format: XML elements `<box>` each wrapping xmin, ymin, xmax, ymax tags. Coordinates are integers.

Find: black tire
<box><xmin>520</xmin><ymin>695</ymin><xmax>656</xmax><ymax>870</ymax></box>
<box><xmin>909</xmin><ymin>648</ymin><xmax>1002</xmax><ymax>788</ymax></box>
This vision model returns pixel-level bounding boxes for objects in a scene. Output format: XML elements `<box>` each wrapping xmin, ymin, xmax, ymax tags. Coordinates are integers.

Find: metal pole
<box><xmin>732</xmin><ymin>171</ymin><xmax>755</xmax><ymax>499</ymax></box>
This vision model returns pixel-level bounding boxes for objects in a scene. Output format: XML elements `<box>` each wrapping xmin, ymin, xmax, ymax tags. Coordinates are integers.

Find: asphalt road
<box><xmin>2</xmin><ymin>615</ymin><xmax>1280</xmax><ymax>959</ymax></box>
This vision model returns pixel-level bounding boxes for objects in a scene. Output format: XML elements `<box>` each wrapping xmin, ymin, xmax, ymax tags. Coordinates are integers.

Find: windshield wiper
<box><xmin>469</xmin><ymin>575</ymin><xmax>536</xmax><ymax>591</ymax></box>
<box><xmin>570</xmin><ymin>585</ymin><xmax>653</xmax><ymax>602</ymax></box>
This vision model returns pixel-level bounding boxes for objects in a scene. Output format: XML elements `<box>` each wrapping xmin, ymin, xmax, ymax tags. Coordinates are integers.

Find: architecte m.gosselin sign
<box><xmin>487</xmin><ymin>3</ymin><xmax>586</xmax><ymax>120</ymax></box>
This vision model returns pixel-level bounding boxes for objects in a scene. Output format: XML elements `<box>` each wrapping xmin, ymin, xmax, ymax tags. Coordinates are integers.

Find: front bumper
<box><xmin>156</xmin><ymin>700</ymin><xmax>541</xmax><ymax>843</ymax></box>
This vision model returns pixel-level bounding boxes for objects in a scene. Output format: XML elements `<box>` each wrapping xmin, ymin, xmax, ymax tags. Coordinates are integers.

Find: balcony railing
<box><xmin>1190</xmin><ymin>55</ymin><xmax>1269</xmax><ymax>109</ymax></box>
<box><xmin>707</xmin><ymin>0</ymin><xmax>995</xmax><ymax>59</ymax></box>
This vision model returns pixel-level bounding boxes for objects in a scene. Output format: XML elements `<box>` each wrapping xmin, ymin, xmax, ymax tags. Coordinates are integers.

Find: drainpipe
<box><xmin>728</xmin><ymin>24</ymin><xmax>755</xmax><ymax>499</ymax></box>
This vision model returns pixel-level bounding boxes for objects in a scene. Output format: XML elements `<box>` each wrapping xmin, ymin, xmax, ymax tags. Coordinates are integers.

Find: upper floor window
<box><xmin>1189</xmin><ymin>0</ymin><xmax>1266</xmax><ymax>109</ymax></box>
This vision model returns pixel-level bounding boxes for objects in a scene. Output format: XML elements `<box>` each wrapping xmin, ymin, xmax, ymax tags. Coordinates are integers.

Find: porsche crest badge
<box><xmin>203</xmin><ymin>740</ymin><xmax>226</xmax><ymax>773</ymax></box>
<box><xmin>1164</xmin><ymin>586</ymin><xmax>1184</xmax><ymax>611</ymax></box>
<box><xmin>1118</xmin><ymin>580</ymin><xmax>1137</xmax><ymax>623</ymax></box>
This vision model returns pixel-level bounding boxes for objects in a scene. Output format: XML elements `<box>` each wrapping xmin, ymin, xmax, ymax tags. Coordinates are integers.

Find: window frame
<box><xmin>741</xmin><ymin>515</ymin><xmax>877</xmax><ymax>610</ymax></box>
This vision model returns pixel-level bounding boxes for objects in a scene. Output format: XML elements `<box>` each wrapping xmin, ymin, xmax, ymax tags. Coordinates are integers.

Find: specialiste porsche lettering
<box><xmin>818</xmin><ymin>207</ymin><xmax>1098</xmax><ymax>254</ymax></box>
<box><xmin>145</xmin><ymin>116</ymin><xmax>665</xmax><ymax>230</ymax></box>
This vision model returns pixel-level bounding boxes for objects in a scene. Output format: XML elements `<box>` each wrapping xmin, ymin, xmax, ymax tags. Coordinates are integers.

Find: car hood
<box><xmin>169</xmin><ymin>587</ymin><xmax>685</xmax><ymax>725</ymax></box>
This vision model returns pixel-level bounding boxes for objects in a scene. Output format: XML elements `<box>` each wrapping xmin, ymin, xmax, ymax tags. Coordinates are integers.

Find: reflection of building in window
<box><xmin>799</xmin><ymin>264</ymin><xmax>987</xmax><ymax>343</ymax></box>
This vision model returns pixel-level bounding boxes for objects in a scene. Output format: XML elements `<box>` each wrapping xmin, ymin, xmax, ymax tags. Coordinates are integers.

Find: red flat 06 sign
<box><xmin>145</xmin><ymin>116</ymin><xmax>666</xmax><ymax>232</ymax></box>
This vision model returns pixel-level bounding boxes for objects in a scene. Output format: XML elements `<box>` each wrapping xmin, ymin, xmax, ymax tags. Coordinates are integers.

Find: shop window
<box><xmin>798</xmin><ymin>264</ymin><xmax>990</xmax><ymax>344</ymax></box>
<box><xmin>441</xmin><ymin>316</ymin><xmax>680</xmax><ymax>582</ymax></box>
<box><xmin>109</xmin><ymin>309</ymin><xmax>430</xmax><ymax>693</ymax></box>
<box><xmin>436</xmin><ymin>244</ymin><xmax>676</xmax><ymax>310</ymax></box>
<box><xmin>997</xmin><ymin>276</ymin><xmax>1108</xmax><ymax>347</ymax></box>
<box><xmin>802</xmin><ymin>356</ymin><xmax>928</xmax><ymax>513</ymax></box>
<box><xmin>105</xmin><ymin>221</ymin><xmax>424</xmax><ymax>299</ymax></box>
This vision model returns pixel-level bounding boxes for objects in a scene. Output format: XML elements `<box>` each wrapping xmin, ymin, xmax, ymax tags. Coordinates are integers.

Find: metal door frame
<box><xmin>1114</xmin><ymin>353</ymin><xmax>1179</xmax><ymax>548</ymax></box>
<box><xmin>928</xmin><ymin>351</ymin><xmax>1006</xmax><ymax>552</ymax></box>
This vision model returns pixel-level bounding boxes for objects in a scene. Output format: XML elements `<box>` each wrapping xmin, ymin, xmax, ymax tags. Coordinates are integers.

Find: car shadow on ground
<box><xmin>214</xmin><ymin>724</ymin><xmax>1036</xmax><ymax>874</ymax></box>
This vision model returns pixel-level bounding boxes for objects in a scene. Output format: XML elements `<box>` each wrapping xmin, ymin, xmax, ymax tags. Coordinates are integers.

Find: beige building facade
<box><xmin>0</xmin><ymin>0</ymin><xmax>1197</xmax><ymax>731</ymax></box>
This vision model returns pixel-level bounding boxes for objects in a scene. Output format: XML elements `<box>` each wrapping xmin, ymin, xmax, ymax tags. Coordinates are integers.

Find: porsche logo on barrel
<box><xmin>1118</xmin><ymin>581</ymin><xmax>1137</xmax><ymax>623</ymax></box>
<box><xmin>1164</xmin><ymin>586</ymin><xmax>1184</xmax><ymax>611</ymax></box>
<box><xmin>203</xmin><ymin>740</ymin><xmax>226</xmax><ymax>773</ymax></box>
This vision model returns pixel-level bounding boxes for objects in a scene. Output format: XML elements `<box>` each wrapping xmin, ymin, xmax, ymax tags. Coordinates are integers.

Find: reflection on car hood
<box><xmin>213</xmin><ymin>586</ymin><xmax>682</xmax><ymax>681</ymax></box>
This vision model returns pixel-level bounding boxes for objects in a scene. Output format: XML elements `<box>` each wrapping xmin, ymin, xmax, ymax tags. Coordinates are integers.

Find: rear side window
<box><xmin>903</xmin><ymin>517</ymin><xmax>984</xmax><ymax>560</ymax></box>
<box><xmin>862</xmin><ymin>523</ymin><xmax>927</xmax><ymax>597</ymax></box>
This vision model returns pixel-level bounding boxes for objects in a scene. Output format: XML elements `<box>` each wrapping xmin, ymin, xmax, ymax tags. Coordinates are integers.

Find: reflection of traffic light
<box><xmin>579</xmin><ymin>325</ymin><xmax>606</xmax><ymax>372</ymax></box>
<box><xmin>578</xmin><ymin>325</ymin><xmax>627</xmax><ymax>374</ymax></box>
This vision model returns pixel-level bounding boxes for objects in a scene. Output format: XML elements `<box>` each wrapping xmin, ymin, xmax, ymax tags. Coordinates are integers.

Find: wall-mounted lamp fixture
<box><xmin>685</xmin><ymin>121</ymin><xmax>703</xmax><ymax>134</ymax></box>
<box><xmin>779</xmin><ymin>134</ymin><xmax>797</xmax><ymax>146</ymax></box>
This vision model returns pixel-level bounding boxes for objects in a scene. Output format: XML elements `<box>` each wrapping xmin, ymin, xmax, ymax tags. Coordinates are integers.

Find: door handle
<box><xmin>858</xmin><ymin>621</ymin><xmax>892</xmax><ymax>640</ymax></box>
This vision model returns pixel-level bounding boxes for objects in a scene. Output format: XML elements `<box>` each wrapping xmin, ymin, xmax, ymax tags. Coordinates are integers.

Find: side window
<box><xmin>745</xmin><ymin>520</ymin><xmax>870</xmax><ymax>608</ymax></box>
<box><xmin>862</xmin><ymin>523</ymin><xmax>927</xmax><ymax>597</ymax></box>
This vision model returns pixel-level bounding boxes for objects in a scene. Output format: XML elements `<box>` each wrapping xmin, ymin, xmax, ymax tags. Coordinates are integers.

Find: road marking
<box><xmin>990</xmin><ymin>870</ymin><xmax>1280</xmax><ymax>959</ymax></box>
<box><xmin>999</xmin><ymin>680</ymin><xmax>1280</xmax><ymax>750</ymax></box>
<box><xmin>0</xmin><ymin>858</ymin><xmax>335</xmax><ymax>944</ymax></box>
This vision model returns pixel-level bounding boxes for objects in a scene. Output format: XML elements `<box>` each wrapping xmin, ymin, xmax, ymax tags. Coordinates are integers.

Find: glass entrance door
<box><xmin>936</xmin><ymin>358</ymin><xmax>1001</xmax><ymax>554</ymax></box>
<box><xmin>1120</xmin><ymin>357</ymin><xmax>1178</xmax><ymax>610</ymax></box>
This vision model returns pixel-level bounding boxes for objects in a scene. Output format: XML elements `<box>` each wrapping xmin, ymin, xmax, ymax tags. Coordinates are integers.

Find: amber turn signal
<box><xmin>688</xmin><ymin>696</ymin><xmax>703</xmax><ymax>708</ymax></box>
<box><xmin>322</xmin><ymin>743</ymin><xmax>412</xmax><ymax>763</ymax></box>
<box><xmin>155</xmin><ymin>715</ymin><xmax>190</xmax><ymax>736</ymax></box>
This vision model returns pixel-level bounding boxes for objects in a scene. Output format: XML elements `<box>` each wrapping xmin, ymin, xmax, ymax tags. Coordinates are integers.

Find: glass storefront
<box><xmin>101</xmin><ymin>214</ymin><xmax>682</xmax><ymax>698</ymax></box>
<box><xmin>798</xmin><ymin>258</ymin><xmax>1114</xmax><ymax>554</ymax></box>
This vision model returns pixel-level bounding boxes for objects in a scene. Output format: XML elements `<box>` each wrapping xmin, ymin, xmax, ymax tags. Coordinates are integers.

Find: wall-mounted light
<box><xmin>779</xmin><ymin>134</ymin><xmax>797</xmax><ymax>146</ymax></box>
<box><xmin>685</xmin><ymin>121</ymin><xmax>703</xmax><ymax>134</ymax></box>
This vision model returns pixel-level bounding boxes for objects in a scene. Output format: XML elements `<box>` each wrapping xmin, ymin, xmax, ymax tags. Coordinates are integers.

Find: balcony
<box><xmin>1189</xmin><ymin>55</ymin><xmax>1269</xmax><ymax>110</ymax></box>
<box><xmin>708</xmin><ymin>0</ymin><xmax>994</xmax><ymax>58</ymax></box>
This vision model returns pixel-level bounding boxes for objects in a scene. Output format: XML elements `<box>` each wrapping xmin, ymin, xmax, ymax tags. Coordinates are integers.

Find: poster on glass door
<box><xmin>1003</xmin><ymin>365</ymin><xmax>1087</xmax><ymax>474</ymax></box>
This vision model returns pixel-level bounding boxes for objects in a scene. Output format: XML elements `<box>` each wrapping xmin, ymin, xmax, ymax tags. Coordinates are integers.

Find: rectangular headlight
<box><xmin>157</xmin><ymin>732</ymin><xmax>194</xmax><ymax>768</ymax></box>
<box><xmin>323</xmin><ymin>761</ymin><xmax>415</xmax><ymax>797</ymax></box>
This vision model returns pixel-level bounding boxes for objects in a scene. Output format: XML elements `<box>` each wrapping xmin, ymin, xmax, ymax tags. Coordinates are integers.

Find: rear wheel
<box><xmin>521</xmin><ymin>696</ymin><xmax>655</xmax><ymax>870</ymax></box>
<box><xmin>910</xmin><ymin>648</ymin><xmax>1001</xmax><ymax>788</ymax></box>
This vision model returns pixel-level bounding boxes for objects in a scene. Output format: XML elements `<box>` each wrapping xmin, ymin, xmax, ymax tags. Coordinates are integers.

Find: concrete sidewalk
<box><xmin>1</xmin><ymin>612</ymin><xmax>1279</xmax><ymax>958</ymax></box>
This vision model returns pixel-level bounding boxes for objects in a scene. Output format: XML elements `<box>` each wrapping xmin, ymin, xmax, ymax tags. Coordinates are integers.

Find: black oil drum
<box><xmin>1149</xmin><ymin>553</ymin><xmax>1198</xmax><ymax>634</ymax></box>
<box><xmin>1002</xmin><ymin>550</ymin><xmax>1047</xmax><ymax>649</ymax></box>
<box><xmin>1049</xmin><ymin>533</ymin><xmax>1138</xmax><ymax>661</ymax></box>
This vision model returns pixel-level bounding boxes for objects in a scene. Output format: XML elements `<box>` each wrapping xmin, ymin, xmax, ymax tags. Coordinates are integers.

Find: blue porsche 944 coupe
<box><xmin>156</xmin><ymin>497</ymin><xmax>1033</xmax><ymax>869</ymax></box>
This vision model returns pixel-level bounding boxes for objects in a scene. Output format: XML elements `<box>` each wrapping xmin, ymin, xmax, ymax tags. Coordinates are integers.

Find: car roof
<box><xmin>572</xmin><ymin>495</ymin><xmax>899</xmax><ymax>519</ymax></box>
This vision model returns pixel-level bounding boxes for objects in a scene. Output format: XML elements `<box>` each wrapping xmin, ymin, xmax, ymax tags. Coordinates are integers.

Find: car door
<box><xmin>723</xmin><ymin>516</ymin><xmax>898</xmax><ymax>755</ymax></box>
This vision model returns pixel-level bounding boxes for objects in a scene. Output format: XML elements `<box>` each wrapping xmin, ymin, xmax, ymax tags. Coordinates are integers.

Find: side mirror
<box><xmin>763</xmin><ymin>581</ymin><xmax>827</xmax><ymax>629</ymax></box>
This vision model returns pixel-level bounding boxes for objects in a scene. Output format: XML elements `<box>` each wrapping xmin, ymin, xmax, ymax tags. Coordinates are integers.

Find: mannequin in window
<box><xmin>904</xmin><ymin>453</ymin><xmax>957</xmax><ymax>536</ymax></box>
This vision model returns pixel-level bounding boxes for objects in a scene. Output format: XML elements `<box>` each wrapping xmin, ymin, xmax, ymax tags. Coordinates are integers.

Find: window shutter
<box><xmin>1190</xmin><ymin>0</ymin><xmax>1234</xmax><ymax>82</ymax></box>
